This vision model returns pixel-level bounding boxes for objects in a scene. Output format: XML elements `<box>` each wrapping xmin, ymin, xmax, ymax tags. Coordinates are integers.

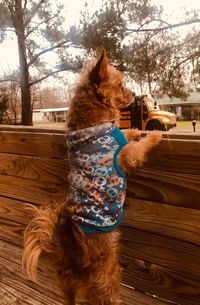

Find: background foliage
<box><xmin>0</xmin><ymin>0</ymin><xmax>200</xmax><ymax>124</ymax></box>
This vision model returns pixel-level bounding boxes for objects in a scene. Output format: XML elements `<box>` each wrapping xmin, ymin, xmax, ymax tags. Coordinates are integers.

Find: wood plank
<box><xmin>0</xmin><ymin>218</ymin><xmax>25</xmax><ymax>246</ymax></box>
<box><xmin>0</xmin><ymin>213</ymin><xmax>200</xmax><ymax>277</ymax></box>
<box><xmin>0</xmin><ymin>175</ymin><xmax>68</xmax><ymax>204</ymax></box>
<box><xmin>121</xmin><ymin>255</ymin><xmax>200</xmax><ymax>305</ymax></box>
<box><xmin>2</xmin><ymin>237</ymin><xmax>85</xmax><ymax>297</ymax></box>
<box><xmin>0</xmin><ymin>131</ymin><xmax>67</xmax><ymax>158</ymax></box>
<box><xmin>0</xmin><ymin>135</ymin><xmax>200</xmax><ymax>182</ymax></box>
<box><xmin>1</xmin><ymin>138</ymin><xmax>200</xmax><ymax>181</ymax></box>
<box><xmin>0</xmin><ymin>129</ymin><xmax>200</xmax><ymax>164</ymax></box>
<box><xmin>0</xmin><ymin>278</ymin><xmax>63</xmax><ymax>305</ymax></box>
<box><xmin>120</xmin><ymin>285</ymin><xmax>172</xmax><ymax>305</ymax></box>
<box><xmin>123</xmin><ymin>199</ymin><xmax>200</xmax><ymax>245</ymax></box>
<box><xmin>2</xmin><ymin>196</ymin><xmax>200</xmax><ymax>246</ymax></box>
<box><xmin>127</xmin><ymin>169</ymin><xmax>200</xmax><ymax>209</ymax></box>
<box><xmin>146</xmin><ymin>138</ymin><xmax>200</xmax><ymax>174</ymax></box>
<box><xmin>0</xmin><ymin>125</ymin><xmax>200</xmax><ymax>140</ymax></box>
<box><xmin>0</xmin><ymin>125</ymin><xmax>66</xmax><ymax>134</ymax></box>
<box><xmin>0</xmin><ymin>153</ymin><xmax>68</xmax><ymax>183</ymax></box>
<box><xmin>0</xmin><ymin>197</ymin><xmax>36</xmax><ymax>224</ymax></box>
<box><xmin>0</xmin><ymin>241</ymin><xmax>64</xmax><ymax>299</ymax></box>
<box><xmin>0</xmin><ymin>276</ymin><xmax>171</xmax><ymax>305</ymax></box>
<box><xmin>145</xmin><ymin>131</ymin><xmax>200</xmax><ymax>140</ymax></box>
<box><xmin>0</xmin><ymin>241</ymin><xmax>171</xmax><ymax>305</ymax></box>
<box><xmin>0</xmin><ymin>127</ymin><xmax>199</xmax><ymax>305</ymax></box>
<box><xmin>1</xmin><ymin>140</ymin><xmax>199</xmax><ymax>211</ymax></box>
<box><xmin>1</xmin><ymin>215</ymin><xmax>200</xmax><ymax>279</ymax></box>
<box><xmin>120</xmin><ymin>226</ymin><xmax>200</xmax><ymax>278</ymax></box>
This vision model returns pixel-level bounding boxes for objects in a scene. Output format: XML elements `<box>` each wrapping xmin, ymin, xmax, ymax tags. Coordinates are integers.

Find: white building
<box><xmin>33</xmin><ymin>107</ymin><xmax>69</xmax><ymax>123</ymax></box>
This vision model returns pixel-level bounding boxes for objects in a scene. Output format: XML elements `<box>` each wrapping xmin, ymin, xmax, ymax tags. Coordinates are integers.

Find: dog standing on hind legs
<box><xmin>23</xmin><ymin>49</ymin><xmax>161</xmax><ymax>305</ymax></box>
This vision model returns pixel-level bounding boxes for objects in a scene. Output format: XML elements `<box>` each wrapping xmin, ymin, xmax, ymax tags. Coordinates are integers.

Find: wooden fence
<box><xmin>0</xmin><ymin>126</ymin><xmax>200</xmax><ymax>305</ymax></box>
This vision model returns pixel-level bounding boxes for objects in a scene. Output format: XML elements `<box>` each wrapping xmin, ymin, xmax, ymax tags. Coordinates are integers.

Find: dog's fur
<box><xmin>23</xmin><ymin>49</ymin><xmax>161</xmax><ymax>305</ymax></box>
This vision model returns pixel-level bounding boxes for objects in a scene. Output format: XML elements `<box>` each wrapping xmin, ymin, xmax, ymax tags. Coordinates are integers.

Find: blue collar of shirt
<box><xmin>66</xmin><ymin>123</ymin><xmax>115</xmax><ymax>148</ymax></box>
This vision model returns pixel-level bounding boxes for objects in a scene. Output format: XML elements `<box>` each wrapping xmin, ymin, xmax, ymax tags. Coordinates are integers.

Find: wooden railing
<box><xmin>0</xmin><ymin>126</ymin><xmax>200</xmax><ymax>305</ymax></box>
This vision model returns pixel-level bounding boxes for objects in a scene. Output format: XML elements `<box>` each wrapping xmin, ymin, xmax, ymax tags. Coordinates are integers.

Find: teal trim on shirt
<box><xmin>111</xmin><ymin>127</ymin><xmax>128</xmax><ymax>179</ymax></box>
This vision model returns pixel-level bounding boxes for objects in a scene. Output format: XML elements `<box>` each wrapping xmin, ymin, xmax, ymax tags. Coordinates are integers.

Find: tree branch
<box><xmin>0</xmin><ymin>78</ymin><xmax>20</xmax><ymax>84</ymax></box>
<box><xmin>23</xmin><ymin>0</ymin><xmax>28</xmax><ymax>12</ymax></box>
<box><xmin>125</xmin><ymin>19</ymin><xmax>200</xmax><ymax>35</ymax></box>
<box><xmin>27</xmin><ymin>40</ymin><xmax>72</xmax><ymax>67</ymax></box>
<box><xmin>24</xmin><ymin>0</ymin><xmax>46</xmax><ymax>27</ymax></box>
<box><xmin>25</xmin><ymin>9</ymin><xmax>62</xmax><ymax>38</ymax></box>
<box><xmin>170</xmin><ymin>51</ymin><xmax>200</xmax><ymax>76</ymax></box>
<box><xmin>137</xmin><ymin>18</ymin><xmax>171</xmax><ymax>31</ymax></box>
<box><xmin>0</xmin><ymin>27</ymin><xmax>15</xmax><ymax>32</ymax></box>
<box><xmin>29</xmin><ymin>67</ymin><xmax>79</xmax><ymax>86</ymax></box>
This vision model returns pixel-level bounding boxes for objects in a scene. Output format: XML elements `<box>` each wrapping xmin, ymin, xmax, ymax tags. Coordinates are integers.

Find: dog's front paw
<box><xmin>124</xmin><ymin>128</ymin><xmax>141</xmax><ymax>142</ymax></box>
<box><xmin>147</xmin><ymin>131</ymin><xmax>162</xmax><ymax>145</ymax></box>
<box><xmin>118</xmin><ymin>142</ymin><xmax>145</xmax><ymax>172</ymax></box>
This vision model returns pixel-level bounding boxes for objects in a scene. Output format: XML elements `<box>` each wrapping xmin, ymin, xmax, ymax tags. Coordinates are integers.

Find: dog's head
<box><xmin>88</xmin><ymin>49</ymin><xmax>133</xmax><ymax>110</ymax></box>
<box><xmin>67</xmin><ymin>49</ymin><xmax>133</xmax><ymax>130</ymax></box>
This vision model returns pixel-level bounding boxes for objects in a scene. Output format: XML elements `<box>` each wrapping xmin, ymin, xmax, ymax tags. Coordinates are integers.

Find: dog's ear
<box><xmin>89</xmin><ymin>48</ymin><xmax>108</xmax><ymax>84</ymax></box>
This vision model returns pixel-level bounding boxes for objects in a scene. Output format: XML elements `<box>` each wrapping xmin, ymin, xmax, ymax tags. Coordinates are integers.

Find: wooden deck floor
<box><xmin>0</xmin><ymin>275</ymin><xmax>172</xmax><ymax>305</ymax></box>
<box><xmin>0</xmin><ymin>239</ymin><xmax>173</xmax><ymax>305</ymax></box>
<box><xmin>1</xmin><ymin>128</ymin><xmax>199</xmax><ymax>305</ymax></box>
<box><xmin>121</xmin><ymin>285</ymin><xmax>173</xmax><ymax>305</ymax></box>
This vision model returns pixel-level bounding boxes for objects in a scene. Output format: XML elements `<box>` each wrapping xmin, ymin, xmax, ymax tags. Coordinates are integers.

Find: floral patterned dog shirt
<box><xmin>66</xmin><ymin>123</ymin><xmax>128</xmax><ymax>234</ymax></box>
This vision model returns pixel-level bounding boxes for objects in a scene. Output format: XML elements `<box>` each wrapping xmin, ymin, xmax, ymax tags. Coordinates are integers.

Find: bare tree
<box><xmin>80</xmin><ymin>0</ymin><xmax>200</xmax><ymax>97</ymax></box>
<box><xmin>0</xmin><ymin>0</ymin><xmax>81</xmax><ymax>125</ymax></box>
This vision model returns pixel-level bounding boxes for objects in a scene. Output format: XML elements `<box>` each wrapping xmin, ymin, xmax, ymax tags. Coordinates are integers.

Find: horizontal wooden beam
<box><xmin>0</xmin><ymin>127</ymin><xmax>199</xmax><ymax>305</ymax></box>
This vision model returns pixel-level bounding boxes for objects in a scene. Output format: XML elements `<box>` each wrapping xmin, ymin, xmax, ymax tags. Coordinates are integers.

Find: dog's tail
<box><xmin>22</xmin><ymin>201</ymin><xmax>82</xmax><ymax>282</ymax></box>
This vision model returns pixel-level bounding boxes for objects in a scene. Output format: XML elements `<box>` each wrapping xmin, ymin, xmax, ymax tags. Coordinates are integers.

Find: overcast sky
<box><xmin>0</xmin><ymin>0</ymin><xmax>200</xmax><ymax>73</ymax></box>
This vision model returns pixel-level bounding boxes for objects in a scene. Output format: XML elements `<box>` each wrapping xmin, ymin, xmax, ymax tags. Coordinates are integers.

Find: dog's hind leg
<box><xmin>59</xmin><ymin>275</ymin><xmax>77</xmax><ymax>305</ymax></box>
<box><xmin>63</xmin><ymin>291</ymin><xmax>76</xmax><ymax>305</ymax></box>
<box><xmin>86</xmin><ymin>263</ymin><xmax>122</xmax><ymax>305</ymax></box>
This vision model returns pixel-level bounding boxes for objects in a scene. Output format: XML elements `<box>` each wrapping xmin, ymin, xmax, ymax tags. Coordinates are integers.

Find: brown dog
<box><xmin>23</xmin><ymin>49</ymin><xmax>161</xmax><ymax>305</ymax></box>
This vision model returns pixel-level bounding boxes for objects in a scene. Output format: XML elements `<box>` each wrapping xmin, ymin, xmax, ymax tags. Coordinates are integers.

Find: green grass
<box><xmin>34</xmin><ymin>121</ymin><xmax>65</xmax><ymax>128</ymax></box>
<box><xmin>176</xmin><ymin>120</ymin><xmax>200</xmax><ymax>128</ymax></box>
<box><xmin>34</xmin><ymin>120</ymin><xmax>200</xmax><ymax>131</ymax></box>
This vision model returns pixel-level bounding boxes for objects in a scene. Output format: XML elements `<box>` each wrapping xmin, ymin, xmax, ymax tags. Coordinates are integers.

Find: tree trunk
<box><xmin>17</xmin><ymin>32</ymin><xmax>32</xmax><ymax>125</ymax></box>
<box><xmin>145</xmin><ymin>45</ymin><xmax>152</xmax><ymax>94</ymax></box>
<box><xmin>192</xmin><ymin>58</ymin><xmax>198</xmax><ymax>91</ymax></box>
<box><xmin>147</xmin><ymin>71</ymin><xmax>152</xmax><ymax>94</ymax></box>
<box><xmin>12</xmin><ymin>0</ymin><xmax>32</xmax><ymax>126</ymax></box>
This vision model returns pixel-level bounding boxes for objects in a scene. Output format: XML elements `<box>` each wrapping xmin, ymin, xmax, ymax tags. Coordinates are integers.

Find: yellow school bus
<box><xmin>120</xmin><ymin>94</ymin><xmax>176</xmax><ymax>131</ymax></box>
